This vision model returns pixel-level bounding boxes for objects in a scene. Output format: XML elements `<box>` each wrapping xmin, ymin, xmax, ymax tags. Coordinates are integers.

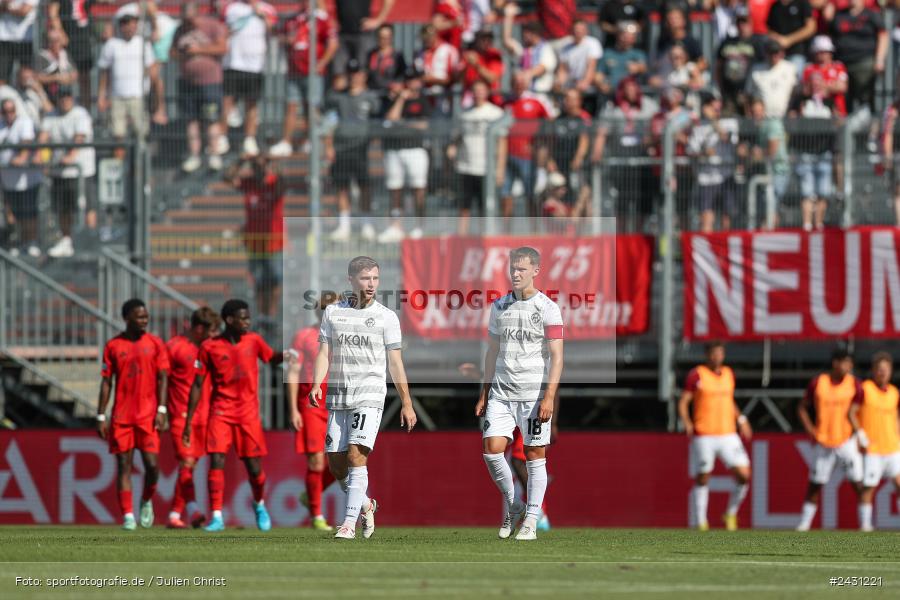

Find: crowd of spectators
<box><xmin>2</xmin><ymin>0</ymin><xmax>900</xmax><ymax>255</ymax></box>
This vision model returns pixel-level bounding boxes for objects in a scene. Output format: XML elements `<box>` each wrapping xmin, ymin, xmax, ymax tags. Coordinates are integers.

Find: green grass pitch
<box><xmin>0</xmin><ymin>526</ymin><xmax>898</xmax><ymax>598</ymax></box>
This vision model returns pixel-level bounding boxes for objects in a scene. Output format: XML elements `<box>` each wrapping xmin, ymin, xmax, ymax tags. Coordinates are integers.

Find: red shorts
<box><xmin>206</xmin><ymin>415</ymin><xmax>268</xmax><ymax>458</ymax></box>
<box><xmin>169</xmin><ymin>417</ymin><xmax>207</xmax><ymax>460</ymax></box>
<box><xmin>295</xmin><ymin>382</ymin><xmax>328</xmax><ymax>454</ymax></box>
<box><xmin>510</xmin><ymin>429</ymin><xmax>526</xmax><ymax>462</ymax></box>
<box><xmin>109</xmin><ymin>419</ymin><xmax>160</xmax><ymax>454</ymax></box>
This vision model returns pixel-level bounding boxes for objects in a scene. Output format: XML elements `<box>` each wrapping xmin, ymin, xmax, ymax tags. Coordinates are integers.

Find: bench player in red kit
<box><xmin>97</xmin><ymin>298</ymin><xmax>170</xmax><ymax>530</ymax></box>
<box><xmin>287</xmin><ymin>295</ymin><xmax>336</xmax><ymax>531</ymax></box>
<box><xmin>165</xmin><ymin>307</ymin><xmax>221</xmax><ymax>529</ymax></box>
<box><xmin>183</xmin><ymin>299</ymin><xmax>286</xmax><ymax>532</ymax></box>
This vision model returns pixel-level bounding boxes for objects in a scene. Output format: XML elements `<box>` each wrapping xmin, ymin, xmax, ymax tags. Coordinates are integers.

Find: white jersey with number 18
<box><xmin>319</xmin><ymin>299</ymin><xmax>402</xmax><ymax>411</ymax></box>
<box><xmin>488</xmin><ymin>291</ymin><xmax>564</xmax><ymax>403</ymax></box>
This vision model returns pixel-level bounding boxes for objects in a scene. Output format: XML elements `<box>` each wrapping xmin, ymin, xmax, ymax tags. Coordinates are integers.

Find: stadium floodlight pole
<box><xmin>307</xmin><ymin>5</ymin><xmax>321</xmax><ymax>326</ymax></box>
<box><xmin>659</xmin><ymin>112</ymin><xmax>691</xmax><ymax>426</ymax></box>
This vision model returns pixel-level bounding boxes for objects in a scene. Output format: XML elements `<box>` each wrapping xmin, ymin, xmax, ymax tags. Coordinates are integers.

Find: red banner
<box><xmin>400</xmin><ymin>235</ymin><xmax>653</xmax><ymax>339</ymax></box>
<box><xmin>0</xmin><ymin>431</ymin><xmax>891</xmax><ymax>529</ymax></box>
<box><xmin>683</xmin><ymin>228</ymin><xmax>900</xmax><ymax>341</ymax></box>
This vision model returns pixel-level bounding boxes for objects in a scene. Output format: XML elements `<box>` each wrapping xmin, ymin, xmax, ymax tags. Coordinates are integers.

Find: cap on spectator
<box><xmin>346</xmin><ymin>58</ymin><xmax>362</xmax><ymax>74</ymax></box>
<box><xmin>116</xmin><ymin>3</ymin><xmax>140</xmax><ymax>21</ymax></box>
<box><xmin>548</xmin><ymin>172</ymin><xmax>567</xmax><ymax>189</ymax></box>
<box><xmin>764</xmin><ymin>38</ymin><xmax>784</xmax><ymax>55</ymax></box>
<box><xmin>810</xmin><ymin>35</ymin><xmax>835</xmax><ymax>54</ymax></box>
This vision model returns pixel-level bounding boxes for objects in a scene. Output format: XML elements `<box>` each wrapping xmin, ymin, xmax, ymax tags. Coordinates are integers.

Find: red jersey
<box><xmin>461</xmin><ymin>47</ymin><xmax>504</xmax><ymax>92</ymax></box>
<box><xmin>199</xmin><ymin>332</ymin><xmax>274</xmax><ymax>423</ymax></box>
<box><xmin>290</xmin><ymin>325</ymin><xmax>327</xmax><ymax>387</ymax></box>
<box><xmin>285</xmin><ymin>9</ymin><xmax>335</xmax><ymax>76</ymax></box>
<box><xmin>505</xmin><ymin>93</ymin><xmax>553</xmax><ymax>159</ymax></box>
<box><xmin>434</xmin><ymin>0</ymin><xmax>464</xmax><ymax>49</ymax></box>
<box><xmin>166</xmin><ymin>335</ymin><xmax>211</xmax><ymax>424</ymax></box>
<box><xmin>101</xmin><ymin>333</ymin><xmax>170</xmax><ymax>424</ymax></box>
<box><xmin>802</xmin><ymin>62</ymin><xmax>848</xmax><ymax>116</ymax></box>
<box><xmin>240</xmin><ymin>173</ymin><xmax>285</xmax><ymax>255</ymax></box>
<box><xmin>749</xmin><ymin>0</ymin><xmax>774</xmax><ymax>35</ymax></box>
<box><xmin>538</xmin><ymin>0</ymin><xmax>575</xmax><ymax>41</ymax></box>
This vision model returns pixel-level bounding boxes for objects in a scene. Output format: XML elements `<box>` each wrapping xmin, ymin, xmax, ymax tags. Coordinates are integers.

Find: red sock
<box><xmin>141</xmin><ymin>481</ymin><xmax>157</xmax><ymax>503</ymax></box>
<box><xmin>171</xmin><ymin>466</ymin><xmax>193</xmax><ymax>515</ymax></box>
<box><xmin>306</xmin><ymin>469</ymin><xmax>324</xmax><ymax>517</ymax></box>
<box><xmin>322</xmin><ymin>468</ymin><xmax>335</xmax><ymax>491</ymax></box>
<box><xmin>118</xmin><ymin>489</ymin><xmax>133</xmax><ymax>516</ymax></box>
<box><xmin>250</xmin><ymin>471</ymin><xmax>267</xmax><ymax>504</ymax></box>
<box><xmin>208</xmin><ymin>469</ymin><xmax>225</xmax><ymax>512</ymax></box>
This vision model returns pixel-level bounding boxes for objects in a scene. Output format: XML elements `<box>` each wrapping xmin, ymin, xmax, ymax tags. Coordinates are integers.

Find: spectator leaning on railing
<box><xmin>170</xmin><ymin>2</ymin><xmax>228</xmax><ymax>172</ymax></box>
<box><xmin>750</xmin><ymin>95</ymin><xmax>790</xmax><ymax>228</ymax></box>
<box><xmin>0</xmin><ymin>0</ymin><xmax>37</xmax><ymax>86</ymax></box>
<box><xmin>537</xmin><ymin>88</ymin><xmax>592</xmax><ymax>217</ymax></box>
<box><xmin>0</xmin><ymin>97</ymin><xmax>43</xmax><ymax>258</ymax></box>
<box><xmin>38</xmin><ymin>86</ymin><xmax>95</xmax><ymax>258</ymax></box>
<box><xmin>688</xmin><ymin>92</ymin><xmax>740</xmax><ymax>233</ymax></box>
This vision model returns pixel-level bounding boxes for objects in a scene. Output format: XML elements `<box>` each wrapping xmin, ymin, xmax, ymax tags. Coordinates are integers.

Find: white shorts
<box><xmin>810</xmin><ymin>437</ymin><xmax>863</xmax><ymax>484</ymax></box>
<box><xmin>325</xmin><ymin>406</ymin><xmax>383</xmax><ymax>453</ymax></box>
<box><xmin>862</xmin><ymin>451</ymin><xmax>900</xmax><ymax>487</ymax></box>
<box><xmin>482</xmin><ymin>399</ymin><xmax>551</xmax><ymax>447</ymax></box>
<box><xmin>385</xmin><ymin>148</ymin><xmax>429</xmax><ymax>190</ymax></box>
<box><xmin>689</xmin><ymin>433</ymin><xmax>750</xmax><ymax>477</ymax></box>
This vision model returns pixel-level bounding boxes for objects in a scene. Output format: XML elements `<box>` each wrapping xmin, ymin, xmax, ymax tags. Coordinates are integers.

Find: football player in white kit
<box><xmin>310</xmin><ymin>256</ymin><xmax>417</xmax><ymax>539</ymax></box>
<box><xmin>476</xmin><ymin>247</ymin><xmax>564</xmax><ymax>540</ymax></box>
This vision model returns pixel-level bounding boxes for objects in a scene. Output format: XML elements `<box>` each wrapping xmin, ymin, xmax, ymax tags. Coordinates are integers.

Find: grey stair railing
<box><xmin>0</xmin><ymin>247</ymin><xmax>121</xmax><ymax>419</ymax></box>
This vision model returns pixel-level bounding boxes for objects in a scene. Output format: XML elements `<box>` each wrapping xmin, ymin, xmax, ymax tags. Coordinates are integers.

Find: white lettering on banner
<box><xmin>59</xmin><ymin>437</ymin><xmax>114</xmax><ymax>523</ymax></box>
<box><xmin>753</xmin><ymin>233</ymin><xmax>801</xmax><ymax>334</ymax></box>
<box><xmin>0</xmin><ymin>440</ymin><xmax>50</xmax><ymax>523</ymax></box>
<box><xmin>751</xmin><ymin>440</ymin><xmax>799</xmax><ymax>528</ymax></box>
<box><xmin>875</xmin><ymin>483</ymin><xmax>900</xmax><ymax>528</ymax></box>
<box><xmin>692</xmin><ymin>235</ymin><xmax>744</xmax><ymax>336</ymax></box>
<box><xmin>870</xmin><ymin>231</ymin><xmax>900</xmax><ymax>333</ymax></box>
<box><xmin>809</xmin><ymin>232</ymin><xmax>861</xmax><ymax>334</ymax></box>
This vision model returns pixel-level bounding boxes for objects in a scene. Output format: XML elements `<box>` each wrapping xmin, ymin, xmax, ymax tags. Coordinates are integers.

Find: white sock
<box><xmin>342</xmin><ymin>466</ymin><xmax>369</xmax><ymax>528</ymax></box>
<box><xmin>212</xmin><ymin>509</ymin><xmax>222</xmax><ymax>520</ymax></box>
<box><xmin>859</xmin><ymin>503</ymin><xmax>873</xmax><ymax>530</ymax></box>
<box><xmin>799</xmin><ymin>501</ymin><xmax>817</xmax><ymax>529</ymax></box>
<box><xmin>339</xmin><ymin>476</ymin><xmax>349</xmax><ymax>493</ymax></box>
<box><xmin>124</xmin><ymin>512</ymin><xmax>134</xmax><ymax>520</ymax></box>
<box><xmin>726</xmin><ymin>482</ymin><xmax>749</xmax><ymax>516</ymax></box>
<box><xmin>483</xmin><ymin>453</ymin><xmax>515</xmax><ymax>509</ymax></box>
<box><xmin>692</xmin><ymin>485</ymin><xmax>709</xmax><ymax>525</ymax></box>
<box><xmin>255</xmin><ymin>500</ymin><xmax>265</xmax><ymax>507</ymax></box>
<box><xmin>338</xmin><ymin>211</ymin><xmax>350</xmax><ymax>228</ymax></box>
<box><xmin>168</xmin><ymin>511</ymin><xmax>180</xmax><ymax>521</ymax></box>
<box><xmin>525</xmin><ymin>458</ymin><xmax>548</xmax><ymax>522</ymax></box>
<box><xmin>186</xmin><ymin>501</ymin><xmax>199</xmax><ymax>516</ymax></box>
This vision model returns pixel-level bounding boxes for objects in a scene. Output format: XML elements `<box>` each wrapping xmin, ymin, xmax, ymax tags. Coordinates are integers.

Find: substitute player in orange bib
<box><xmin>849</xmin><ymin>352</ymin><xmax>900</xmax><ymax>532</ymax></box>
<box><xmin>97</xmin><ymin>298</ymin><xmax>170</xmax><ymax>530</ymax></box>
<box><xmin>287</xmin><ymin>295</ymin><xmax>337</xmax><ymax>531</ymax></box>
<box><xmin>165</xmin><ymin>307</ymin><xmax>220</xmax><ymax>529</ymax></box>
<box><xmin>678</xmin><ymin>341</ymin><xmax>752</xmax><ymax>531</ymax></box>
<box><xmin>796</xmin><ymin>347</ymin><xmax>865</xmax><ymax>531</ymax></box>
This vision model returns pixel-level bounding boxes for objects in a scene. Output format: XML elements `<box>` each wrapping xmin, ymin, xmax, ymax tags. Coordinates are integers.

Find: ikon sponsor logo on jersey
<box><xmin>504</xmin><ymin>329</ymin><xmax>537</xmax><ymax>342</ymax></box>
<box><xmin>338</xmin><ymin>333</ymin><xmax>372</xmax><ymax>348</ymax></box>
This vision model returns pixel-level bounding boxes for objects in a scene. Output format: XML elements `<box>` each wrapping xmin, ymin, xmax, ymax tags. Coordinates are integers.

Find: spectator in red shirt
<box><xmin>97</xmin><ymin>298</ymin><xmax>170</xmax><ymax>531</ymax></box>
<box><xmin>502</xmin><ymin>71</ymin><xmax>555</xmax><ymax>219</ymax></box>
<box><xmin>536</xmin><ymin>0</ymin><xmax>577</xmax><ymax>49</ymax></box>
<box><xmin>416</xmin><ymin>23</ymin><xmax>459</xmax><ymax>106</ymax></box>
<box><xmin>433</xmin><ymin>0</ymin><xmax>465</xmax><ymax>49</ymax></box>
<box><xmin>270</xmin><ymin>0</ymin><xmax>338</xmax><ymax>158</ymax></box>
<box><xmin>226</xmin><ymin>156</ymin><xmax>285</xmax><ymax>321</ymax></box>
<box><xmin>801</xmin><ymin>35</ymin><xmax>847</xmax><ymax>116</ymax></box>
<box><xmin>165</xmin><ymin>306</ymin><xmax>220</xmax><ymax>529</ymax></box>
<box><xmin>460</xmin><ymin>29</ymin><xmax>504</xmax><ymax>106</ymax></box>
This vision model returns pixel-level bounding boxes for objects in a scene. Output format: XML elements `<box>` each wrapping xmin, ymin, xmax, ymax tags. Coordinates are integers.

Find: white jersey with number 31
<box><xmin>488</xmin><ymin>291</ymin><xmax>564</xmax><ymax>403</ymax></box>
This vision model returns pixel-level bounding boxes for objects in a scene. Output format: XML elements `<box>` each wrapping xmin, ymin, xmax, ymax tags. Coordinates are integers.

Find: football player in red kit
<box><xmin>97</xmin><ymin>298</ymin><xmax>170</xmax><ymax>530</ymax></box>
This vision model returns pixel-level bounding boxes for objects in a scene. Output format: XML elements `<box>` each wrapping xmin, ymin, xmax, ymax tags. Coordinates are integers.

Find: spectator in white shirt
<box><xmin>36</xmin><ymin>28</ymin><xmax>79</xmax><ymax>106</ymax></box>
<box><xmin>0</xmin><ymin>0</ymin><xmax>38</xmax><ymax>85</ymax></box>
<box><xmin>38</xmin><ymin>86</ymin><xmax>95</xmax><ymax>258</ymax></box>
<box><xmin>749</xmin><ymin>38</ymin><xmax>797</xmax><ymax>118</ymax></box>
<box><xmin>221</xmin><ymin>0</ymin><xmax>275</xmax><ymax>157</ymax></box>
<box><xmin>97</xmin><ymin>13</ymin><xmax>167</xmax><ymax>157</ymax></box>
<box><xmin>556</xmin><ymin>19</ymin><xmax>602</xmax><ymax>114</ymax></box>
<box><xmin>0</xmin><ymin>97</ymin><xmax>43</xmax><ymax>257</ymax></box>
<box><xmin>416</xmin><ymin>23</ymin><xmax>459</xmax><ymax>110</ymax></box>
<box><xmin>502</xmin><ymin>3</ymin><xmax>557</xmax><ymax>101</ymax></box>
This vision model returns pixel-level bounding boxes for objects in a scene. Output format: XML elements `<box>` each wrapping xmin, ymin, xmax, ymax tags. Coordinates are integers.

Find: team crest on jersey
<box><xmin>530</xmin><ymin>312</ymin><xmax>542</xmax><ymax>326</ymax></box>
<box><xmin>365</xmin><ymin>317</ymin><xmax>376</xmax><ymax>328</ymax></box>
<box><xmin>483</xmin><ymin>420</ymin><xmax>490</xmax><ymax>432</ymax></box>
